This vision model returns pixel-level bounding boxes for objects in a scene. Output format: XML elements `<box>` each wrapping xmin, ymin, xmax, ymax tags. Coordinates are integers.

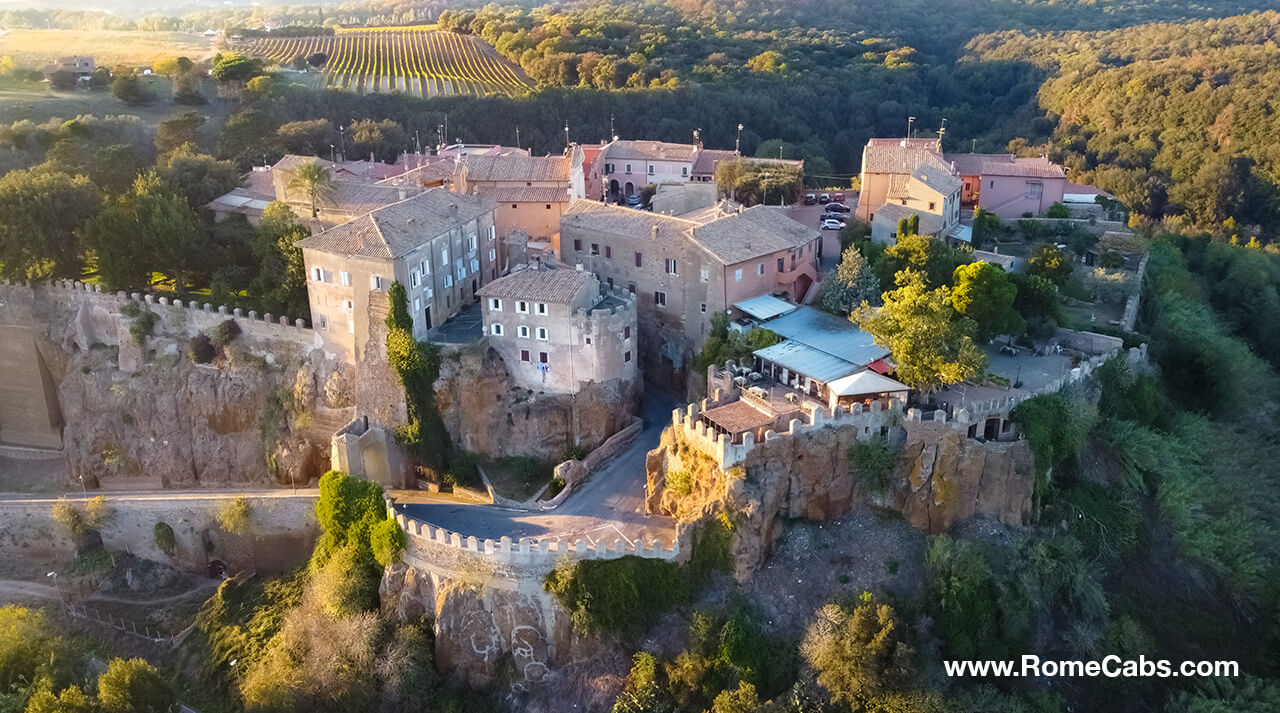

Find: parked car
<box><xmin>833</xmin><ymin>192</ymin><xmax>846</xmax><ymax>203</ymax></box>
<box><xmin>822</xmin><ymin>212</ymin><xmax>846</xmax><ymax>223</ymax></box>
<box><xmin>821</xmin><ymin>218</ymin><xmax>845</xmax><ymax>230</ymax></box>
<box><xmin>818</xmin><ymin>193</ymin><xmax>831</xmax><ymax>204</ymax></box>
<box><xmin>626</xmin><ymin>193</ymin><xmax>642</xmax><ymax>208</ymax></box>
<box><xmin>803</xmin><ymin>193</ymin><xmax>816</xmax><ymax>205</ymax></box>
<box><xmin>826</xmin><ymin>202</ymin><xmax>850</xmax><ymax>213</ymax></box>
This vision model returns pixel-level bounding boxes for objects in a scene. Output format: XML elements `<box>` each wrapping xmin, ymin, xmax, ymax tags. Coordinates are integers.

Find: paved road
<box><xmin>399</xmin><ymin>384</ymin><xmax>680</xmax><ymax>545</ymax></box>
<box><xmin>0</xmin><ymin>489</ymin><xmax>318</xmax><ymax>504</ymax></box>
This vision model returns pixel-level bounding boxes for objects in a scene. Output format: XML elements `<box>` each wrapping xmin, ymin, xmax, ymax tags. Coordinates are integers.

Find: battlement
<box><xmin>573</xmin><ymin>287</ymin><xmax>638</xmax><ymax>320</ymax></box>
<box><xmin>673</xmin><ymin>394</ymin><xmax>908</xmax><ymax>469</ymax></box>
<box><xmin>387</xmin><ymin>498</ymin><xmax>681</xmax><ymax>567</ymax></box>
<box><xmin>1</xmin><ymin>278</ymin><xmax>320</xmax><ymax>353</ymax></box>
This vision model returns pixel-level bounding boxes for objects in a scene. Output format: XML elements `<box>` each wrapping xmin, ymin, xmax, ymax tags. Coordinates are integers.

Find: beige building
<box><xmin>453</xmin><ymin>149</ymin><xmax>585</xmax><ymax>247</ymax></box>
<box><xmin>561</xmin><ymin>200</ymin><xmax>821</xmax><ymax>383</ymax></box>
<box><xmin>477</xmin><ymin>262</ymin><xmax>639</xmax><ymax>394</ymax></box>
<box><xmin>297</xmin><ymin>189</ymin><xmax>499</xmax><ymax>363</ymax></box>
<box><xmin>869</xmin><ymin>163</ymin><xmax>964</xmax><ymax>245</ymax></box>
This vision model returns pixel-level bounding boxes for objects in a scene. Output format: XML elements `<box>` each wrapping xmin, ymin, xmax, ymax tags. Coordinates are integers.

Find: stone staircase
<box><xmin>302</xmin><ymin>406</ymin><xmax>358</xmax><ymax>445</ymax></box>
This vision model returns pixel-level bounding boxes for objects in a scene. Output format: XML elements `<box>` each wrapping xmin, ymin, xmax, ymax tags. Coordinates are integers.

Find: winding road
<box><xmin>395</xmin><ymin>384</ymin><xmax>681</xmax><ymax>546</ymax></box>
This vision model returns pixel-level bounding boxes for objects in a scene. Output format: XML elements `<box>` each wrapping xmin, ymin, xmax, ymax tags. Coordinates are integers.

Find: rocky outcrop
<box><xmin>891</xmin><ymin>421</ymin><xmax>1036</xmax><ymax>534</ymax></box>
<box><xmin>434</xmin><ymin>344</ymin><xmax>641</xmax><ymax>461</ymax></box>
<box><xmin>646</xmin><ymin>418</ymin><xmax>1036</xmax><ymax>580</ymax></box>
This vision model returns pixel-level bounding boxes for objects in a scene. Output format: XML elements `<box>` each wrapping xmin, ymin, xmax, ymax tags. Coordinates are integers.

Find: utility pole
<box><xmin>515</xmin><ymin>125</ymin><xmax>521</xmax><ymax>149</ymax></box>
<box><xmin>610</xmin><ymin>113</ymin><xmax>616</xmax><ymax>140</ymax></box>
<box><xmin>414</xmin><ymin>129</ymin><xmax>421</xmax><ymax>154</ymax></box>
<box><xmin>330</xmin><ymin>143</ymin><xmax>336</xmax><ymax>164</ymax></box>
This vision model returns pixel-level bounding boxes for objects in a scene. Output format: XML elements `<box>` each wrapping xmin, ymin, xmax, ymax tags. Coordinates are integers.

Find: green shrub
<box><xmin>667</xmin><ymin>468</ymin><xmax>693</xmax><ymax>497</ymax></box>
<box><xmin>370</xmin><ymin>517</ymin><xmax>406</xmax><ymax>567</ymax></box>
<box><xmin>84</xmin><ymin>496</ymin><xmax>112</xmax><ymax>529</ymax></box>
<box><xmin>848</xmin><ymin>440</ymin><xmax>896</xmax><ymax>495</ymax></box>
<box><xmin>545</xmin><ymin>555</ymin><xmax>688</xmax><ymax>638</ymax></box>
<box><xmin>208</xmin><ymin>318</ymin><xmax>242</xmax><ymax>347</ymax></box>
<box><xmin>216</xmin><ymin>497</ymin><xmax>252</xmax><ymax>536</ymax></box>
<box><xmin>127</xmin><ymin>308</ymin><xmax>159</xmax><ymax>346</ymax></box>
<box><xmin>1047</xmin><ymin>202</ymin><xmax>1070</xmax><ymax>219</ymax></box>
<box><xmin>97</xmin><ymin>657</ymin><xmax>175</xmax><ymax>713</ymax></box>
<box><xmin>153</xmin><ymin>521</ymin><xmax>176</xmax><ymax>555</ymax></box>
<box><xmin>561</xmin><ymin>444</ymin><xmax>590</xmax><ymax>461</ymax></box>
<box><xmin>189</xmin><ymin>334</ymin><xmax>216</xmax><ymax>364</ymax></box>
<box><xmin>1099</xmin><ymin>250</ymin><xmax>1126</xmax><ymax>268</ymax></box>
<box><xmin>51</xmin><ymin>499</ymin><xmax>86</xmax><ymax>538</ymax></box>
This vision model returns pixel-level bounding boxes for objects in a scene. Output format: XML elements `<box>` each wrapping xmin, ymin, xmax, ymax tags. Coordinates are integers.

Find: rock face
<box><xmin>890</xmin><ymin>421</ymin><xmax>1036</xmax><ymax>534</ymax></box>
<box><xmin>645</xmin><ymin>419</ymin><xmax>1036</xmax><ymax>580</ymax></box>
<box><xmin>434</xmin><ymin>344</ymin><xmax>641</xmax><ymax>461</ymax></box>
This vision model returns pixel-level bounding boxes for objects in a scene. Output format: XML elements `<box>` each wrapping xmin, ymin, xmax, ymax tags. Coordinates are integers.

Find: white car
<box><xmin>821</xmin><ymin>218</ymin><xmax>845</xmax><ymax>230</ymax></box>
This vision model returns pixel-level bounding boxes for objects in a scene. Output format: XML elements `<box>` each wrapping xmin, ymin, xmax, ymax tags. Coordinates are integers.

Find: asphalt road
<box><xmin>398</xmin><ymin>384</ymin><xmax>681</xmax><ymax>546</ymax></box>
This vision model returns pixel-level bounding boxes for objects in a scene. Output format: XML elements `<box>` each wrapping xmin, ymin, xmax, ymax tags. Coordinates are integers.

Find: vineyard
<box><xmin>233</xmin><ymin>27</ymin><xmax>532</xmax><ymax>97</ymax></box>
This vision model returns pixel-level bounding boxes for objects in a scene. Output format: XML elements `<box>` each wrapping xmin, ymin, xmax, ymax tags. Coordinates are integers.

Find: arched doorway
<box><xmin>624</xmin><ymin>181</ymin><xmax>634</xmax><ymax>198</ymax></box>
<box><xmin>609</xmin><ymin>179</ymin><xmax>620</xmax><ymax>200</ymax></box>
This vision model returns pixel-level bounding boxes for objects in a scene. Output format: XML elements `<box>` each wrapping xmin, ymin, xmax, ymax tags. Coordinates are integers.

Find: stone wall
<box><xmin>0</xmin><ymin>280</ymin><xmax>348</xmax><ymax>489</ymax></box>
<box><xmin>0</xmin><ymin>493</ymin><xmax>319</xmax><ymax>574</ymax></box>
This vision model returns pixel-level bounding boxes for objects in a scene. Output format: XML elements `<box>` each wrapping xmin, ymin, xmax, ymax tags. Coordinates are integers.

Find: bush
<box><xmin>208</xmin><ymin>319</ymin><xmax>241</xmax><ymax>347</ymax></box>
<box><xmin>370</xmin><ymin>517</ymin><xmax>406</xmax><ymax>567</ymax></box>
<box><xmin>128</xmin><ymin>308</ymin><xmax>159</xmax><ymax>346</ymax></box>
<box><xmin>97</xmin><ymin>657</ymin><xmax>175</xmax><ymax>713</ymax></box>
<box><xmin>545</xmin><ymin>555</ymin><xmax>689</xmax><ymax>637</ymax></box>
<box><xmin>310</xmin><ymin>543</ymin><xmax>380</xmax><ymax>618</ymax></box>
<box><xmin>216</xmin><ymin>497</ymin><xmax>252</xmax><ymax>536</ymax></box>
<box><xmin>153</xmin><ymin>521</ymin><xmax>176</xmax><ymax>555</ymax></box>
<box><xmin>1047</xmin><ymin>202</ymin><xmax>1070</xmax><ymax>219</ymax></box>
<box><xmin>189</xmin><ymin>334</ymin><xmax>215</xmax><ymax>363</ymax></box>
<box><xmin>51</xmin><ymin>499</ymin><xmax>86</xmax><ymax>538</ymax></box>
<box><xmin>84</xmin><ymin>496</ymin><xmax>112</xmax><ymax>529</ymax></box>
<box><xmin>848</xmin><ymin>440</ymin><xmax>897</xmax><ymax>495</ymax></box>
<box><xmin>666</xmin><ymin>468</ymin><xmax>693</xmax><ymax>497</ymax></box>
<box><xmin>800</xmin><ymin>592</ymin><xmax>914</xmax><ymax>707</ymax></box>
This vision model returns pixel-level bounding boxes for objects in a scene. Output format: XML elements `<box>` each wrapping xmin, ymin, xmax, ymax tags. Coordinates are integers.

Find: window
<box><xmin>585</xmin><ymin>336</ymin><xmax>592</xmax><ymax>345</ymax></box>
<box><xmin>491</xmin><ymin>323</ymin><xmax>504</xmax><ymax>336</ymax></box>
<box><xmin>778</xmin><ymin>257</ymin><xmax>785</xmax><ymax>272</ymax></box>
<box><xmin>489</xmin><ymin>298</ymin><xmax>503</xmax><ymax>311</ymax></box>
<box><xmin>628</xmin><ymin>283</ymin><xmax>636</xmax><ymax>294</ymax></box>
<box><xmin>421</xmin><ymin>258</ymin><xmax>430</xmax><ymax>275</ymax></box>
<box><xmin>316</xmin><ymin>313</ymin><xmax>327</xmax><ymax>330</ymax></box>
<box><xmin>648</xmin><ymin>165</ymin><xmax>654</xmax><ymax>175</ymax></box>
<box><xmin>900</xmin><ymin>199</ymin><xmax>907</xmax><ymax>206</ymax></box>
<box><xmin>625</xmin><ymin>163</ymin><xmax>632</xmax><ymax>173</ymax></box>
<box><xmin>591</xmin><ymin>243</ymin><xmax>600</xmax><ymax>256</ymax></box>
<box><xmin>1026</xmin><ymin>182</ymin><xmax>1043</xmax><ymax>199</ymax></box>
<box><xmin>757</xmin><ymin>263</ymin><xmax>765</xmax><ymax>276</ymax></box>
<box><xmin>370</xmin><ymin>275</ymin><xmax>384</xmax><ymax>290</ymax></box>
<box><xmin>516</xmin><ymin>301</ymin><xmax>529</xmax><ymax>314</ymax></box>
<box><xmin>342</xmin><ymin>299</ymin><xmax>353</xmax><ymax>311</ymax></box>
<box><xmin>634</xmin><ymin>252</ymin><xmax>642</xmax><ymax>267</ymax></box>
<box><xmin>410</xmin><ymin>270</ymin><xmax>420</xmax><ymax>288</ymax></box>
<box><xmin>607</xmin><ymin>277</ymin><xmax>614</xmax><ymax>288</ymax></box>
<box><xmin>339</xmin><ymin>271</ymin><xmax>351</xmax><ymax>286</ymax></box>
<box><xmin>488</xmin><ymin>248</ymin><xmax>496</xmax><ymax>262</ymax></box>
<box><xmin>624</xmin><ymin>351</ymin><xmax>632</xmax><ymax>363</ymax></box>
<box><xmin>928</xmin><ymin>201</ymin><xmax>936</xmax><ymax>210</ymax></box>
<box><xmin>470</xmin><ymin>258</ymin><xmax>480</xmax><ymax>273</ymax></box>
<box><xmin>441</xmin><ymin>247</ymin><xmax>449</xmax><ymax>266</ymax></box>
<box><xmin>700</xmin><ymin>267</ymin><xmax>709</xmax><ymax>282</ymax></box>
<box><xmin>574</xmin><ymin>239</ymin><xmax>583</xmax><ymax>252</ymax></box>
<box><xmin>536</xmin><ymin>303</ymin><xmax>548</xmax><ymax>315</ymax></box>
<box><xmin>665</xmin><ymin>259</ymin><xmax>678</xmax><ymax>275</ymax></box>
<box><xmin>734</xmin><ymin>268</ymin><xmax>743</xmax><ymax>282</ymax></box>
<box><xmin>682</xmin><ymin>167</ymin><xmax>688</xmax><ymax>177</ymax></box>
<box><xmin>444</xmin><ymin>274</ymin><xmax>453</xmax><ymax>288</ymax></box>
<box><xmin>467</xmin><ymin>235</ymin><xmax>477</xmax><ymax>252</ymax></box>
<box><xmin>604</xmin><ymin>246</ymin><xmax>612</xmax><ymax>259</ymax></box>
<box><xmin>520</xmin><ymin>349</ymin><xmax>530</xmax><ymax>362</ymax></box>
<box><xmin>701</xmin><ymin>303</ymin><xmax>707</xmax><ymax>313</ymax></box>
<box><xmin>990</xmin><ymin>180</ymin><xmax>994</xmax><ymax>189</ymax></box>
<box><xmin>545</xmin><ymin>204</ymin><xmax>551</xmax><ymax>210</ymax></box>
<box><xmin>539</xmin><ymin>351</ymin><xmax>548</xmax><ymax>364</ymax></box>
<box><xmin>413</xmin><ymin>297</ymin><xmax>421</xmax><ymax>312</ymax></box>
<box><xmin>310</xmin><ymin>267</ymin><xmax>323</xmax><ymax>282</ymax></box>
<box><xmin>624</xmin><ymin>326</ymin><xmax>631</xmax><ymax>339</ymax></box>
<box><xmin>536</xmin><ymin>327</ymin><xmax>548</xmax><ymax>341</ymax></box>
<box><xmin>655</xmin><ymin>291</ymin><xmax>666</xmax><ymax>306</ymax></box>
<box><xmin>512</xmin><ymin>203</ymin><xmax>518</xmax><ymax>209</ymax></box>
<box><xmin>518</xmin><ymin>325</ymin><xmax>530</xmax><ymax>338</ymax></box>
<box><xmin>489</xmin><ymin>226</ymin><xmax>496</xmax><ymax>241</ymax></box>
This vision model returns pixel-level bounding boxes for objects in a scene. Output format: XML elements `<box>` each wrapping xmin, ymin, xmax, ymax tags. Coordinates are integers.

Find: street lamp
<box><xmin>907</xmin><ymin>116</ymin><xmax>916</xmax><ymax>139</ymax></box>
<box><xmin>46</xmin><ymin>571</ymin><xmax>63</xmax><ymax>607</ymax></box>
<box><xmin>338</xmin><ymin>125</ymin><xmax>346</xmax><ymax>162</ymax></box>
<box><xmin>77</xmin><ymin>474</ymin><xmax>86</xmax><ymax>498</ymax></box>
<box><xmin>329</xmin><ymin>143</ymin><xmax>336</xmax><ymax>164</ymax></box>
<box><xmin>735</xmin><ymin>123</ymin><xmax>743</xmax><ymax>155</ymax></box>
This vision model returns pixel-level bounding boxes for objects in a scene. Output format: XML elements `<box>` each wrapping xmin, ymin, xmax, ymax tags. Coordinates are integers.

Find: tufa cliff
<box><xmin>645</xmin><ymin>417</ymin><xmax>1036</xmax><ymax>581</ymax></box>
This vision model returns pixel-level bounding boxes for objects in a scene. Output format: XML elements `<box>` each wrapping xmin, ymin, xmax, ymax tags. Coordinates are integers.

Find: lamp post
<box><xmin>735</xmin><ymin>123</ymin><xmax>743</xmax><ymax>155</ymax></box>
<box><xmin>907</xmin><ymin>116</ymin><xmax>915</xmax><ymax>139</ymax></box>
<box><xmin>77</xmin><ymin>473</ymin><xmax>86</xmax><ymax>498</ymax></box>
<box><xmin>338</xmin><ymin>125</ymin><xmax>346</xmax><ymax>162</ymax></box>
<box><xmin>330</xmin><ymin>143</ymin><xmax>335</xmax><ymax>164</ymax></box>
<box><xmin>46</xmin><ymin>571</ymin><xmax>62</xmax><ymax>609</ymax></box>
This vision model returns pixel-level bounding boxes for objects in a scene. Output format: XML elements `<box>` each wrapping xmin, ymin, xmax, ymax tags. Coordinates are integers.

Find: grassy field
<box><xmin>0</xmin><ymin>78</ymin><xmax>230</xmax><ymax>128</ymax></box>
<box><xmin>0</xmin><ymin>29</ymin><xmax>216</xmax><ymax>67</ymax></box>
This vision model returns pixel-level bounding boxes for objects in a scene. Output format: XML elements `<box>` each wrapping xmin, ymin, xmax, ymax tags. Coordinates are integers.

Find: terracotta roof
<box><xmin>562</xmin><ymin>200</ymin><xmax>696</xmax><ymax>248</ymax></box>
<box><xmin>942</xmin><ymin>152</ymin><xmax>1066</xmax><ymax>179</ymax></box>
<box><xmin>701</xmin><ymin>400</ymin><xmax>774</xmax><ymax>435</ymax></box>
<box><xmin>872</xmin><ymin>203</ymin><xmax>943</xmax><ymax>236</ymax></box>
<box><xmin>474</xmin><ymin>185</ymin><xmax>570</xmax><ymax>203</ymax></box>
<box><xmin>886</xmin><ymin>174</ymin><xmax>912</xmax><ymax>199</ymax></box>
<box><xmin>272</xmin><ymin>155</ymin><xmax>402</xmax><ymax>183</ymax></box>
<box><xmin>380</xmin><ymin>157</ymin><xmax>457</xmax><ymax>187</ymax></box>
<box><xmin>461</xmin><ymin>153</ymin><xmax>571</xmax><ymax>183</ymax></box>
<box><xmin>322</xmin><ymin>182</ymin><xmax>418</xmax><ymax>215</ymax></box>
<box><xmin>296</xmin><ymin>188</ymin><xmax>496</xmax><ymax>260</ymax></box>
<box><xmin>912</xmin><ymin>163</ymin><xmax>963</xmax><ymax>196</ymax></box>
<box><xmin>604</xmin><ymin>140</ymin><xmax>698</xmax><ymax>163</ymax></box>
<box><xmin>692</xmin><ymin>205</ymin><xmax>818</xmax><ymax>264</ymax></box>
<box><xmin>477</xmin><ymin>264</ymin><xmax>594</xmax><ymax>303</ymax></box>
<box><xmin>862</xmin><ymin>138</ymin><xmax>948</xmax><ymax>175</ymax></box>
<box><xmin>692</xmin><ymin>149</ymin><xmax>737</xmax><ymax>176</ymax></box>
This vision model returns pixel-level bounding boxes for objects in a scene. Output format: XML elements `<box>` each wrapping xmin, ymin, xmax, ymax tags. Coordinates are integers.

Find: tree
<box><xmin>0</xmin><ymin>169</ymin><xmax>102</xmax><ymax>280</ymax></box>
<box><xmin>87</xmin><ymin>67</ymin><xmax>111</xmax><ymax>90</ymax></box>
<box><xmin>307</xmin><ymin>52</ymin><xmax>328</xmax><ymax>68</ymax></box>
<box><xmin>151</xmin><ymin>56</ymin><xmax>193</xmax><ymax>78</ymax></box>
<box><xmin>49</xmin><ymin>70</ymin><xmax>78</xmax><ymax>91</ymax></box>
<box><xmin>800</xmin><ymin>592</ymin><xmax>914</xmax><ymax>707</ymax></box>
<box><xmin>154</xmin><ymin>111</ymin><xmax>205</xmax><ymax>157</ymax></box>
<box><xmin>878</xmin><ymin>232</ymin><xmax>972</xmax><ymax>289</ymax></box>
<box><xmin>852</xmin><ymin>271</ymin><xmax>985</xmax><ymax>392</ymax></box>
<box><xmin>158</xmin><ymin>145</ymin><xmax>239</xmax><ymax>209</ymax></box>
<box><xmin>82</xmin><ymin>173</ymin><xmax>202</xmax><ymax>291</ymax></box>
<box><xmin>709</xmin><ymin>682</ymin><xmax>760</xmax><ymax>713</ymax></box>
<box><xmin>287</xmin><ymin>160</ymin><xmax>337</xmax><ymax>219</ymax></box>
<box><xmin>277</xmin><ymin>119</ymin><xmax>334</xmax><ymax>156</ymax></box>
<box><xmin>1027</xmin><ymin>243</ymin><xmax>1073</xmax><ymax>286</ymax></box>
<box><xmin>211</xmin><ymin>54</ymin><xmax>263</xmax><ymax>83</ymax></box>
<box><xmin>747</xmin><ymin>51</ymin><xmax>783</xmax><ymax>74</ymax></box>
<box><xmin>23</xmin><ymin>680</ymin><xmax>93</xmax><ymax>713</ymax></box>
<box><xmin>251</xmin><ymin>202</ymin><xmax>311</xmax><ymax>317</ymax></box>
<box><xmin>110</xmin><ymin>74</ymin><xmax>153</xmax><ymax>105</ymax></box>
<box><xmin>96</xmin><ymin>658</ymin><xmax>174</xmax><ymax>713</ymax></box>
<box><xmin>821</xmin><ymin>244</ymin><xmax>881</xmax><ymax>314</ymax></box>
<box><xmin>951</xmin><ymin>261</ymin><xmax>1024</xmax><ymax>340</ymax></box>
<box><xmin>348</xmin><ymin>118</ymin><xmax>407</xmax><ymax>163</ymax></box>
<box><xmin>219</xmin><ymin>109</ymin><xmax>280</xmax><ymax>170</ymax></box>
<box><xmin>215</xmin><ymin>496</ymin><xmax>251</xmax><ymax>536</ymax></box>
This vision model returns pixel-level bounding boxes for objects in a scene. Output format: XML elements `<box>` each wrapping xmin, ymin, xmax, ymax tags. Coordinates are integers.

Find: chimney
<box><xmin>397</xmin><ymin>185</ymin><xmax>407</xmax><ymax>201</ymax></box>
<box><xmin>652</xmin><ymin>225</ymin><xmax>659</xmax><ymax>239</ymax></box>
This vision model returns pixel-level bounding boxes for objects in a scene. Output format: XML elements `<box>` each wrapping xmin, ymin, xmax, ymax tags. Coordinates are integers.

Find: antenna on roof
<box><xmin>906</xmin><ymin>116</ymin><xmax>916</xmax><ymax>142</ymax></box>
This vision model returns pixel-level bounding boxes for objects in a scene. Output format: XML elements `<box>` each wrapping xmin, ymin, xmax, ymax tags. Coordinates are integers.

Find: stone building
<box><xmin>476</xmin><ymin>261</ymin><xmax>638</xmax><ymax>394</ymax></box>
<box><xmin>561</xmin><ymin>200</ymin><xmax>820</xmax><ymax>383</ymax></box>
<box><xmin>453</xmin><ymin>148</ymin><xmax>585</xmax><ymax>246</ymax></box>
<box><xmin>297</xmin><ymin>189</ymin><xmax>499</xmax><ymax>363</ymax></box>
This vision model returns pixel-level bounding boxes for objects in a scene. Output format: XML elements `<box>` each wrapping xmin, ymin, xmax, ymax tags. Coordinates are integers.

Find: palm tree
<box><xmin>287</xmin><ymin>161</ymin><xmax>337</xmax><ymax>219</ymax></box>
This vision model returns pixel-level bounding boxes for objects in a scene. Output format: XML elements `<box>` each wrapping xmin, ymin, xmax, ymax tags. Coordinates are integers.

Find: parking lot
<box><xmin>788</xmin><ymin>190</ymin><xmax>858</xmax><ymax>268</ymax></box>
